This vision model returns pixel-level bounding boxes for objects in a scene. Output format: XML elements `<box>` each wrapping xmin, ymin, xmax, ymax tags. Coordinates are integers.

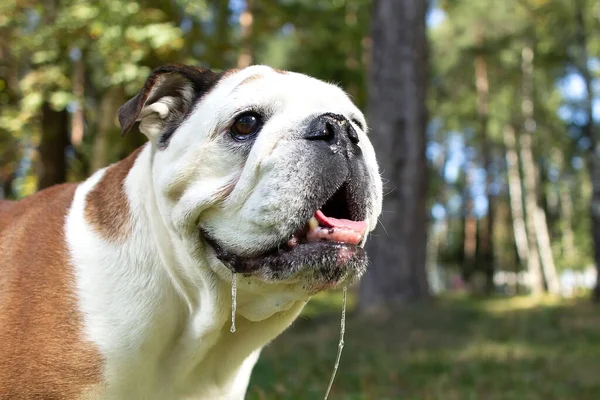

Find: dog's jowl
<box><xmin>0</xmin><ymin>64</ymin><xmax>383</xmax><ymax>400</ymax></box>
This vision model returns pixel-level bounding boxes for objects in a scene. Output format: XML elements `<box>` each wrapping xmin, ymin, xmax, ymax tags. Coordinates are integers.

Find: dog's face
<box><xmin>119</xmin><ymin>65</ymin><xmax>382</xmax><ymax>293</ymax></box>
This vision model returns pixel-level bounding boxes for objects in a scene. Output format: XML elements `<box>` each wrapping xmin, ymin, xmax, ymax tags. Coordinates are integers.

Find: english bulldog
<box><xmin>0</xmin><ymin>64</ymin><xmax>382</xmax><ymax>399</ymax></box>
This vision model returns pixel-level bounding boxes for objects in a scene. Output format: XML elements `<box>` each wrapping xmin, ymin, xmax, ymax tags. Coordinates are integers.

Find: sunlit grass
<box><xmin>247</xmin><ymin>292</ymin><xmax>600</xmax><ymax>400</ymax></box>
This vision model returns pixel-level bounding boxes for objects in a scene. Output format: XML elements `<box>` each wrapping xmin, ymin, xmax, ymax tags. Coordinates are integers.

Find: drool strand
<box><xmin>323</xmin><ymin>286</ymin><xmax>347</xmax><ymax>400</ymax></box>
<box><xmin>230</xmin><ymin>271</ymin><xmax>237</xmax><ymax>333</ymax></box>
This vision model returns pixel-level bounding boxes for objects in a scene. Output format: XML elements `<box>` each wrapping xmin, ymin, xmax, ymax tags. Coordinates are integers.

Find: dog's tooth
<box><xmin>308</xmin><ymin>216</ymin><xmax>319</xmax><ymax>230</ymax></box>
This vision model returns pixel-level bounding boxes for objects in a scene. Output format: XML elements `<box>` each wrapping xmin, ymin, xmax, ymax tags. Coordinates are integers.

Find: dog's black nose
<box><xmin>304</xmin><ymin>113</ymin><xmax>359</xmax><ymax>148</ymax></box>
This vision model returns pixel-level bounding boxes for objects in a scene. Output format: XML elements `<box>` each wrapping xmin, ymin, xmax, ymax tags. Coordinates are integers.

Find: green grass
<box><xmin>247</xmin><ymin>291</ymin><xmax>600</xmax><ymax>400</ymax></box>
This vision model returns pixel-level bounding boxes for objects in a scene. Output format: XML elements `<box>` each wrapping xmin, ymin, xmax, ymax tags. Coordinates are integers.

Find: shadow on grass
<box><xmin>247</xmin><ymin>290</ymin><xmax>600</xmax><ymax>400</ymax></box>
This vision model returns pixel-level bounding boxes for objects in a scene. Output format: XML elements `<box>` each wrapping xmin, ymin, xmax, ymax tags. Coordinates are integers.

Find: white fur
<box><xmin>138</xmin><ymin>96</ymin><xmax>176</xmax><ymax>138</ymax></box>
<box><xmin>66</xmin><ymin>66</ymin><xmax>383</xmax><ymax>399</ymax></box>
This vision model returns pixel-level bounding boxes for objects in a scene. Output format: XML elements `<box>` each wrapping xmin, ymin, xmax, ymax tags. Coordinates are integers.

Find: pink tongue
<box><xmin>315</xmin><ymin>210</ymin><xmax>368</xmax><ymax>235</ymax></box>
<box><xmin>305</xmin><ymin>210</ymin><xmax>367</xmax><ymax>245</ymax></box>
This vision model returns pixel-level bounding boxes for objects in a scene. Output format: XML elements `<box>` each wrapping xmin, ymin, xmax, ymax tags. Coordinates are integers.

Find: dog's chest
<box><xmin>92</xmin><ymin>296</ymin><xmax>309</xmax><ymax>400</ymax></box>
<box><xmin>95</xmin><ymin>315</ymin><xmax>265</xmax><ymax>400</ymax></box>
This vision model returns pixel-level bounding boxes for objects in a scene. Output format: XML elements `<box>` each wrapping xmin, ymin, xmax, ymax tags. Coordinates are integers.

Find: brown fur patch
<box><xmin>85</xmin><ymin>146</ymin><xmax>144</xmax><ymax>242</ymax></box>
<box><xmin>272</xmin><ymin>67</ymin><xmax>287</xmax><ymax>74</ymax></box>
<box><xmin>0</xmin><ymin>184</ymin><xmax>103</xmax><ymax>399</ymax></box>
<box><xmin>238</xmin><ymin>74</ymin><xmax>264</xmax><ymax>86</ymax></box>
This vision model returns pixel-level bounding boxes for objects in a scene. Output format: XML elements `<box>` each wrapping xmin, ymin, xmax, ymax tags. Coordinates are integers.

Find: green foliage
<box><xmin>0</xmin><ymin>0</ymin><xmax>378</xmax><ymax>197</ymax></box>
<box><xmin>0</xmin><ymin>0</ymin><xmax>599</xmax><ymax>276</ymax></box>
<box><xmin>255</xmin><ymin>0</ymin><xmax>371</xmax><ymax>109</ymax></box>
<box><xmin>0</xmin><ymin>0</ymin><xmax>599</xmax><ymax>395</ymax></box>
<box><xmin>0</xmin><ymin>0</ymin><xmax>212</xmax><ymax>195</ymax></box>
<box><xmin>429</xmin><ymin>0</ymin><xmax>600</xmax><ymax>275</ymax></box>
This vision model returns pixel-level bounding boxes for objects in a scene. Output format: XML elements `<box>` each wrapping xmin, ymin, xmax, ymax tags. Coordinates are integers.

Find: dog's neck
<box><xmin>82</xmin><ymin>143</ymin><xmax>307</xmax><ymax>397</ymax></box>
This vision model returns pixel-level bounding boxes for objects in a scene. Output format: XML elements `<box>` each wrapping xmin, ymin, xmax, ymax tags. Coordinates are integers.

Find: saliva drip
<box><xmin>323</xmin><ymin>286</ymin><xmax>347</xmax><ymax>400</ymax></box>
<box><xmin>230</xmin><ymin>271</ymin><xmax>237</xmax><ymax>333</ymax></box>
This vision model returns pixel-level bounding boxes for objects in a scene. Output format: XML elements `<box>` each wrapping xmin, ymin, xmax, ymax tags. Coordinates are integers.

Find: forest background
<box><xmin>1</xmin><ymin>0</ymin><xmax>600</xmax><ymax>398</ymax></box>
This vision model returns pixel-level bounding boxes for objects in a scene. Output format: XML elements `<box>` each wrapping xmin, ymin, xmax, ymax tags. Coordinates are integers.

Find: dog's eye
<box><xmin>231</xmin><ymin>112</ymin><xmax>262</xmax><ymax>141</ymax></box>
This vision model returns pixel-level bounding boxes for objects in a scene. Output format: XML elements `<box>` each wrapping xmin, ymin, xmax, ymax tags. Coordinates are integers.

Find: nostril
<box><xmin>347</xmin><ymin>125</ymin><xmax>359</xmax><ymax>144</ymax></box>
<box><xmin>325</xmin><ymin>121</ymin><xmax>336</xmax><ymax>140</ymax></box>
<box><xmin>305</xmin><ymin>121</ymin><xmax>337</xmax><ymax>141</ymax></box>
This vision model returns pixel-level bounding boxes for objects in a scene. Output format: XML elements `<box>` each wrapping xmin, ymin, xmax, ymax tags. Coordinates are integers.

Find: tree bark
<box><xmin>37</xmin><ymin>103</ymin><xmax>69</xmax><ymax>190</ymax></box>
<box><xmin>359</xmin><ymin>0</ymin><xmax>430</xmax><ymax>309</ymax></box>
<box><xmin>558</xmin><ymin>177</ymin><xmax>576</xmax><ymax>261</ymax></box>
<box><xmin>1</xmin><ymin>172</ymin><xmax>15</xmax><ymax>200</ymax></box>
<box><xmin>71</xmin><ymin>53</ymin><xmax>85</xmax><ymax>147</ymax></box>
<box><xmin>503</xmin><ymin>124</ymin><xmax>530</xmax><ymax>272</ymax></box>
<box><xmin>35</xmin><ymin>0</ymin><xmax>70</xmax><ymax>190</ymax></box>
<box><xmin>534</xmin><ymin>206</ymin><xmax>561</xmax><ymax>294</ymax></box>
<box><xmin>520</xmin><ymin>44</ymin><xmax>545</xmax><ymax>295</ymax></box>
<box><xmin>574</xmin><ymin>0</ymin><xmax>600</xmax><ymax>302</ymax></box>
<box><xmin>518</xmin><ymin>43</ymin><xmax>561</xmax><ymax>295</ymax></box>
<box><xmin>462</xmin><ymin>171</ymin><xmax>477</xmax><ymax>284</ymax></box>
<box><xmin>428</xmin><ymin>147</ymin><xmax>449</xmax><ymax>294</ymax></box>
<box><xmin>474</xmin><ymin>29</ymin><xmax>495</xmax><ymax>294</ymax></box>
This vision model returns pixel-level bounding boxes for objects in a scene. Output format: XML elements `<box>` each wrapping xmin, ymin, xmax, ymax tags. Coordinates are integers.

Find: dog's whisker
<box><xmin>377</xmin><ymin>217</ymin><xmax>389</xmax><ymax>236</ymax></box>
<box><xmin>383</xmin><ymin>186</ymin><xmax>396</xmax><ymax>197</ymax></box>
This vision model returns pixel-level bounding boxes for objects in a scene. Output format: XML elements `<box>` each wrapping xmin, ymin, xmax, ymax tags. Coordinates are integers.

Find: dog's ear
<box><xmin>118</xmin><ymin>64</ymin><xmax>220</xmax><ymax>141</ymax></box>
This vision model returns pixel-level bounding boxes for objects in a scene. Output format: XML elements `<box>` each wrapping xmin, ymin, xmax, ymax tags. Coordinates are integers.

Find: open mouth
<box><xmin>287</xmin><ymin>209</ymin><xmax>367</xmax><ymax>248</ymax></box>
<box><xmin>203</xmin><ymin>184</ymin><xmax>369</xmax><ymax>286</ymax></box>
<box><xmin>287</xmin><ymin>183</ymin><xmax>368</xmax><ymax>248</ymax></box>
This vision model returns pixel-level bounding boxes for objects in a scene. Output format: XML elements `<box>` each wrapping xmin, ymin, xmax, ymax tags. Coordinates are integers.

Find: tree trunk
<box><xmin>462</xmin><ymin>172</ymin><xmax>477</xmax><ymax>284</ymax></box>
<box><xmin>534</xmin><ymin>206</ymin><xmax>561</xmax><ymax>294</ymax></box>
<box><xmin>474</xmin><ymin>29</ymin><xmax>495</xmax><ymax>294</ymax></box>
<box><xmin>1</xmin><ymin>172</ymin><xmax>15</xmax><ymax>200</ymax></box>
<box><xmin>520</xmin><ymin>44</ymin><xmax>545</xmax><ymax>295</ymax></box>
<box><xmin>559</xmin><ymin>178</ymin><xmax>576</xmax><ymax>261</ymax></box>
<box><xmin>574</xmin><ymin>0</ymin><xmax>600</xmax><ymax>302</ymax></box>
<box><xmin>91</xmin><ymin>86</ymin><xmax>126</xmax><ymax>171</ymax></box>
<box><xmin>518</xmin><ymin>43</ymin><xmax>560</xmax><ymax>295</ymax></box>
<box><xmin>71</xmin><ymin>53</ymin><xmax>85</xmax><ymax>147</ymax></box>
<box><xmin>428</xmin><ymin>148</ymin><xmax>449</xmax><ymax>294</ymax></box>
<box><xmin>37</xmin><ymin>103</ymin><xmax>69</xmax><ymax>190</ymax></box>
<box><xmin>237</xmin><ymin>0</ymin><xmax>253</xmax><ymax>68</ymax></box>
<box><xmin>0</xmin><ymin>25</ymin><xmax>22</xmax><ymax>199</ymax></box>
<box><xmin>503</xmin><ymin>124</ymin><xmax>530</xmax><ymax>272</ymax></box>
<box><xmin>359</xmin><ymin>0</ymin><xmax>430</xmax><ymax>310</ymax></box>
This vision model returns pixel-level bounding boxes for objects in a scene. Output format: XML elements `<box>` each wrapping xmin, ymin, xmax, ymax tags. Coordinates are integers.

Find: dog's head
<box><xmin>119</xmin><ymin>64</ymin><xmax>382</xmax><ymax>293</ymax></box>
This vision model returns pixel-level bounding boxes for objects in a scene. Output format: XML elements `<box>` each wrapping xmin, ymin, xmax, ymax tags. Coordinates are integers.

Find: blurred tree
<box><xmin>428</xmin><ymin>0</ymin><xmax>598</xmax><ymax>295</ymax></box>
<box><xmin>519</xmin><ymin>42</ymin><xmax>546</xmax><ymax>295</ymax></box>
<box><xmin>431</xmin><ymin>0</ymin><xmax>528</xmax><ymax>292</ymax></box>
<box><xmin>0</xmin><ymin>0</ymin><xmax>202</xmax><ymax>192</ymax></box>
<box><xmin>237</xmin><ymin>0</ymin><xmax>254</xmax><ymax>68</ymax></box>
<box><xmin>503</xmin><ymin>124</ymin><xmax>530</xmax><ymax>274</ymax></box>
<box><xmin>37</xmin><ymin>102</ymin><xmax>69</xmax><ymax>189</ymax></box>
<box><xmin>462</xmin><ymin>166</ymin><xmax>477</xmax><ymax>285</ymax></box>
<box><xmin>0</xmin><ymin>15</ymin><xmax>20</xmax><ymax>199</ymax></box>
<box><xmin>258</xmin><ymin>0</ymin><xmax>370</xmax><ymax>108</ymax></box>
<box><xmin>1</xmin><ymin>0</ymin><xmax>599</xmax><ymax>299</ymax></box>
<box><xmin>473</xmin><ymin>24</ymin><xmax>495</xmax><ymax>293</ymax></box>
<box><xmin>359</xmin><ymin>0</ymin><xmax>430</xmax><ymax>308</ymax></box>
<box><xmin>573</xmin><ymin>0</ymin><xmax>600</xmax><ymax>301</ymax></box>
